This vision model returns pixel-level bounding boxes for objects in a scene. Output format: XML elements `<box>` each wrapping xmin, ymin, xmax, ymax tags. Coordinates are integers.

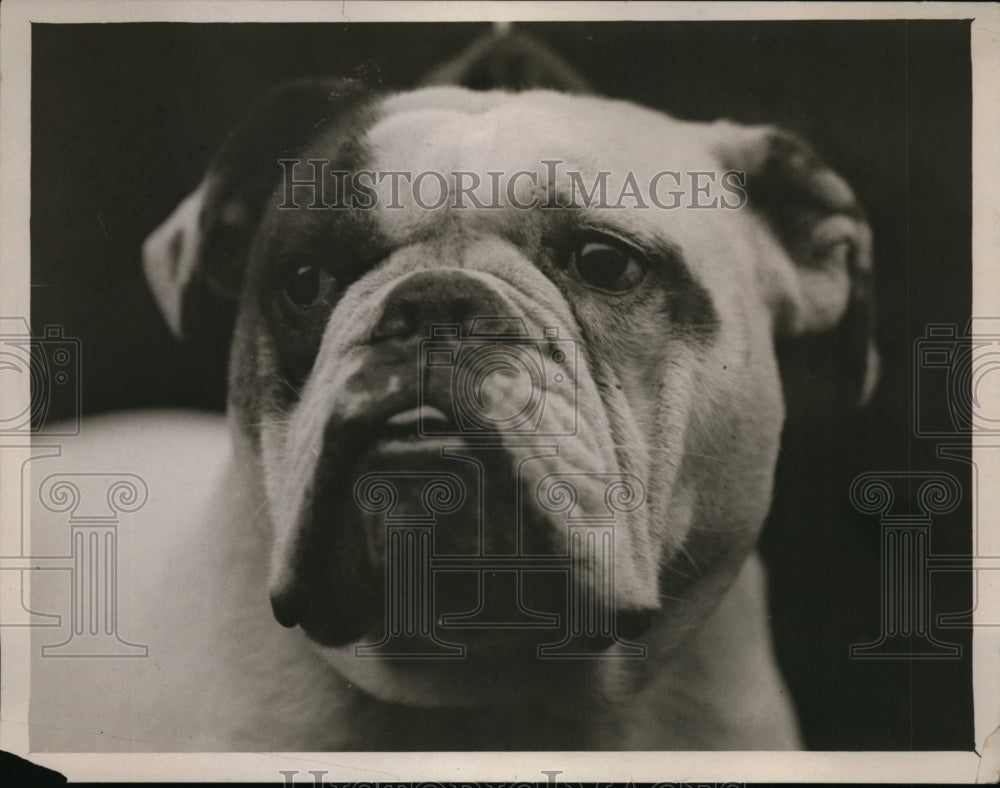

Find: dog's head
<box><xmin>143</xmin><ymin>39</ymin><xmax>875</xmax><ymax>709</ymax></box>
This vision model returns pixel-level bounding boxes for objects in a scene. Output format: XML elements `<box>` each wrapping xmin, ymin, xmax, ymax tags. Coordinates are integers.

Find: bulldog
<box><xmin>30</xmin><ymin>36</ymin><xmax>876</xmax><ymax>752</ymax></box>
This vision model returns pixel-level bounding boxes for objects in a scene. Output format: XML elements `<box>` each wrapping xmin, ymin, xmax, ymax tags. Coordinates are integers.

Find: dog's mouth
<box><xmin>272</xmin><ymin>384</ymin><xmax>654</xmax><ymax>657</ymax></box>
<box><xmin>374</xmin><ymin>405</ymin><xmax>456</xmax><ymax>448</ymax></box>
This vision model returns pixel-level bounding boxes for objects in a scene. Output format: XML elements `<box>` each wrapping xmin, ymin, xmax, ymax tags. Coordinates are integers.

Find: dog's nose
<box><xmin>371</xmin><ymin>270</ymin><xmax>509</xmax><ymax>342</ymax></box>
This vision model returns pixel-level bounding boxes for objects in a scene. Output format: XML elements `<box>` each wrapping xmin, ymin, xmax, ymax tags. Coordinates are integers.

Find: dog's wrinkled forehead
<box><xmin>364</xmin><ymin>88</ymin><xmax>721</xmax><ymax>234</ymax></box>
<box><xmin>270</xmin><ymin>88</ymin><xmax>723</xmax><ymax>243</ymax></box>
<box><xmin>371</xmin><ymin>87</ymin><xmax>710</xmax><ymax>164</ymax></box>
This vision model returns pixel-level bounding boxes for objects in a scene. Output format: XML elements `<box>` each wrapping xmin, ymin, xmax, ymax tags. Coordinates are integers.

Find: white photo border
<box><xmin>1</xmin><ymin>1</ymin><xmax>997</xmax><ymax>783</ymax></box>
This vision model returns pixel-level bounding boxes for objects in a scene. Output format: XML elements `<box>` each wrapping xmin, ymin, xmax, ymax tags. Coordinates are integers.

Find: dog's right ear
<box><xmin>143</xmin><ymin>79</ymin><xmax>368</xmax><ymax>340</ymax></box>
<box><xmin>711</xmin><ymin>122</ymin><xmax>879</xmax><ymax>408</ymax></box>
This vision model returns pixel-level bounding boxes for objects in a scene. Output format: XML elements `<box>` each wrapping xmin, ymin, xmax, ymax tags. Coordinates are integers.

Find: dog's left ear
<box><xmin>143</xmin><ymin>78</ymin><xmax>369</xmax><ymax>340</ymax></box>
<box><xmin>712</xmin><ymin>122</ymin><xmax>879</xmax><ymax>406</ymax></box>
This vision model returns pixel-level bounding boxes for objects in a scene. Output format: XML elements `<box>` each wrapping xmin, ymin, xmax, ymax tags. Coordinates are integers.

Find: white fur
<box><xmin>27</xmin><ymin>87</ymin><xmax>872</xmax><ymax>751</ymax></box>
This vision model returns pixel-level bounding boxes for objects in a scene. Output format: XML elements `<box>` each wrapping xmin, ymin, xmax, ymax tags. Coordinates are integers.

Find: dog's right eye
<box><xmin>281</xmin><ymin>263</ymin><xmax>336</xmax><ymax>309</ymax></box>
<box><xmin>565</xmin><ymin>238</ymin><xmax>649</xmax><ymax>294</ymax></box>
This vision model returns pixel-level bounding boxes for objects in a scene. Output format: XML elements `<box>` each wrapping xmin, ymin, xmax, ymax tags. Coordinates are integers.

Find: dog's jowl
<box><xmin>31</xmin><ymin>40</ymin><xmax>876</xmax><ymax>752</ymax></box>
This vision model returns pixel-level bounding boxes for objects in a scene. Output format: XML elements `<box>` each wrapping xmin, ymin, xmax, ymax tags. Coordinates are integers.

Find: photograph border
<box><xmin>1</xmin><ymin>1</ymin><xmax>997</xmax><ymax>783</ymax></box>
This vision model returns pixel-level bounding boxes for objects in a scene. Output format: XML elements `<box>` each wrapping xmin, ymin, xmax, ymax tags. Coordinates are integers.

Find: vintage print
<box><xmin>0</xmin><ymin>2</ymin><xmax>996</xmax><ymax>784</ymax></box>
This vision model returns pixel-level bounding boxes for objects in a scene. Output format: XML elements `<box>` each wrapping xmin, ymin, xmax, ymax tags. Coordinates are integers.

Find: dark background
<box><xmin>31</xmin><ymin>20</ymin><xmax>974</xmax><ymax>751</ymax></box>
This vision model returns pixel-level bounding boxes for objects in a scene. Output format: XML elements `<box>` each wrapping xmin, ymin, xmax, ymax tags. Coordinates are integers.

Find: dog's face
<box><xmin>144</xmin><ymin>83</ymin><xmax>874</xmax><ymax>709</ymax></box>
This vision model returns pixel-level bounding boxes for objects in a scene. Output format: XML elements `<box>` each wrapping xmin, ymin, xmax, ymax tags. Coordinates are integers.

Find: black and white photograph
<box><xmin>0</xmin><ymin>1</ymin><xmax>997</xmax><ymax>783</ymax></box>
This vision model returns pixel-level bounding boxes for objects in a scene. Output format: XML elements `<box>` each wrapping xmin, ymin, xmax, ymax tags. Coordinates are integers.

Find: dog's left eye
<box><xmin>281</xmin><ymin>263</ymin><xmax>336</xmax><ymax>309</ymax></box>
<box><xmin>566</xmin><ymin>240</ymin><xmax>648</xmax><ymax>294</ymax></box>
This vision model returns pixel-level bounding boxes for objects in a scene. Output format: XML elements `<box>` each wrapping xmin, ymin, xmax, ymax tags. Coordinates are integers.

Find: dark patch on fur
<box><xmin>200</xmin><ymin>79</ymin><xmax>375</xmax><ymax>298</ymax></box>
<box><xmin>743</xmin><ymin>130</ymin><xmax>865</xmax><ymax>270</ymax></box>
<box><xmin>251</xmin><ymin>134</ymin><xmax>391</xmax><ymax>398</ymax></box>
<box><xmin>734</xmin><ymin>128</ymin><xmax>876</xmax><ymax>405</ymax></box>
<box><xmin>223</xmin><ymin>85</ymin><xmax>384</xmax><ymax>446</ymax></box>
<box><xmin>525</xmin><ymin>209</ymin><xmax>719</xmax><ymax>343</ymax></box>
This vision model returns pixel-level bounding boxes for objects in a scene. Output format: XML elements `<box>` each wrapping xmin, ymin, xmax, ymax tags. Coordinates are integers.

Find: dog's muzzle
<box><xmin>269</xmin><ymin>270</ymin><xmax>653</xmax><ymax>651</ymax></box>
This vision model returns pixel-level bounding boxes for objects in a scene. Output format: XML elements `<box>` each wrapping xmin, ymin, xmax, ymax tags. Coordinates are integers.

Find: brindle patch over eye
<box><xmin>279</xmin><ymin>261</ymin><xmax>337</xmax><ymax>310</ymax></box>
<box><xmin>535</xmin><ymin>218</ymin><xmax>717</xmax><ymax>340</ymax></box>
<box><xmin>262</xmin><ymin>252</ymin><xmax>340</xmax><ymax>396</ymax></box>
<box><xmin>541</xmin><ymin>225</ymin><xmax>654</xmax><ymax>296</ymax></box>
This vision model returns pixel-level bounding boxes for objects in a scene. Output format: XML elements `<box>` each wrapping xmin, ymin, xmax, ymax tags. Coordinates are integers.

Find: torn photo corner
<box><xmin>1</xmin><ymin>1</ymin><xmax>998</xmax><ymax>784</ymax></box>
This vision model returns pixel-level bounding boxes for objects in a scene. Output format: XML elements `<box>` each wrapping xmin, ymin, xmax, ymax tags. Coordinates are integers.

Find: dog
<box><xmin>30</xmin><ymin>33</ymin><xmax>876</xmax><ymax>752</ymax></box>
